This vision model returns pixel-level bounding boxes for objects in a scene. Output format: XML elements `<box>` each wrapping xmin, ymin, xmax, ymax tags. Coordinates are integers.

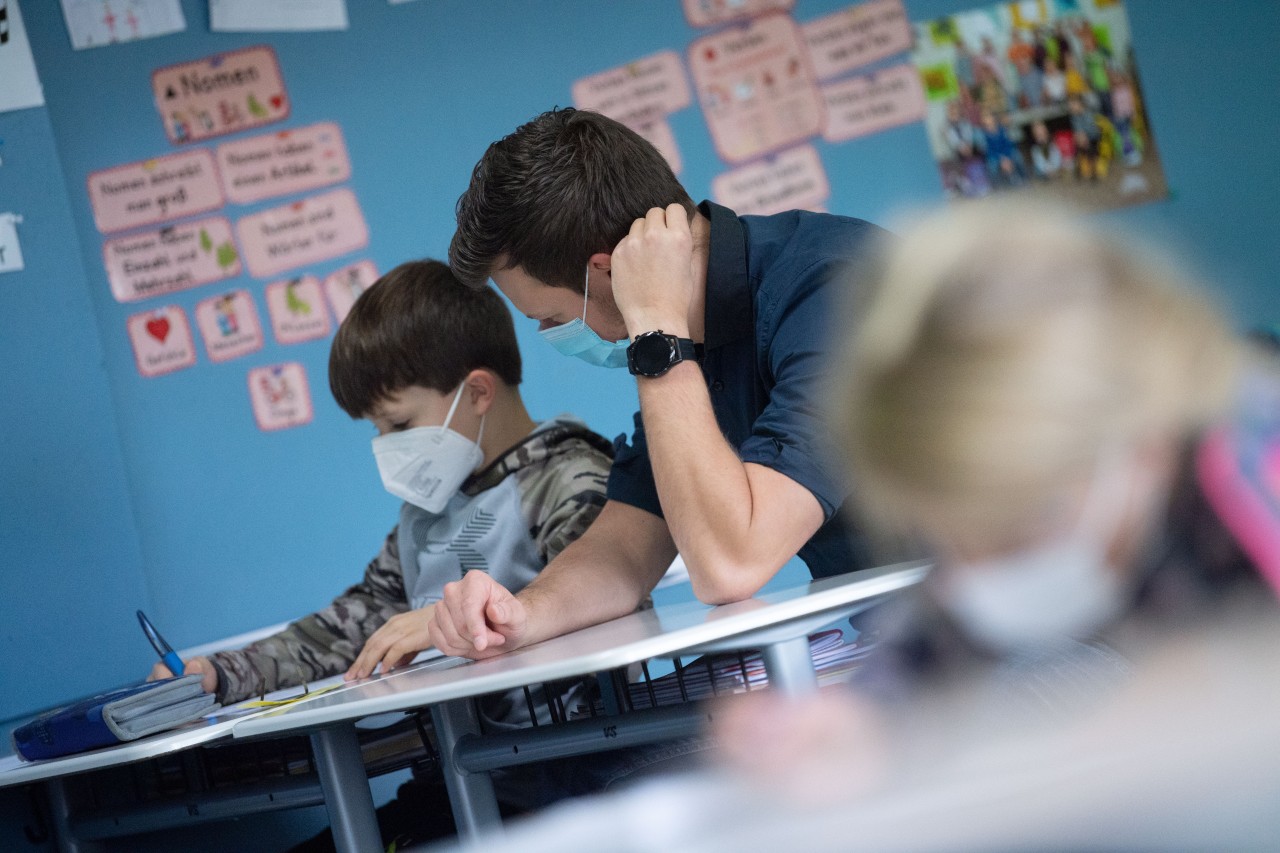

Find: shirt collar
<box><xmin>699</xmin><ymin>200</ymin><xmax>753</xmax><ymax>352</ymax></box>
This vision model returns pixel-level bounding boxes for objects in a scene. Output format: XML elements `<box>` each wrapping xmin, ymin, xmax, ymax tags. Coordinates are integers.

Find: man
<box><xmin>432</xmin><ymin>107</ymin><xmax>885</xmax><ymax>659</ymax></box>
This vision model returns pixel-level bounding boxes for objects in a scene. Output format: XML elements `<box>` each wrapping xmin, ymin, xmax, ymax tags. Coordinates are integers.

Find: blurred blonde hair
<box><xmin>832</xmin><ymin>200</ymin><xmax>1242</xmax><ymax>548</ymax></box>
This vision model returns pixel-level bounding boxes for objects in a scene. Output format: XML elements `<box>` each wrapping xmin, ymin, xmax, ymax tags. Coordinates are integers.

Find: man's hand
<box><xmin>148</xmin><ymin>656</ymin><xmax>218</xmax><ymax>695</ymax></box>
<box><xmin>610</xmin><ymin>203</ymin><xmax>695</xmax><ymax>336</ymax></box>
<box><xmin>428</xmin><ymin>570</ymin><xmax>528</xmax><ymax>660</ymax></box>
<box><xmin>346</xmin><ymin>605</ymin><xmax>436</xmax><ymax>680</ymax></box>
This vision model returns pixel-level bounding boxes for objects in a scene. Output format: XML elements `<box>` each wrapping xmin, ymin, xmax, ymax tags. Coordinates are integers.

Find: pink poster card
<box><xmin>821</xmin><ymin>63</ymin><xmax>926</xmax><ymax>143</ymax></box>
<box><xmin>633</xmin><ymin>118</ymin><xmax>684</xmax><ymax>176</ymax></box>
<box><xmin>247</xmin><ymin>362</ymin><xmax>314</xmax><ymax>432</ymax></box>
<box><xmin>683</xmin><ymin>0</ymin><xmax>795</xmax><ymax>28</ymax></box>
<box><xmin>688</xmin><ymin>13</ymin><xmax>825</xmax><ymax>164</ymax></box>
<box><xmin>236</xmin><ymin>189</ymin><xmax>369</xmax><ymax>279</ymax></box>
<box><xmin>126</xmin><ymin>305</ymin><xmax>197</xmax><ymax>378</ymax></box>
<box><xmin>572</xmin><ymin>51</ymin><xmax>692</xmax><ymax>128</ymax></box>
<box><xmin>323</xmin><ymin>260</ymin><xmax>379</xmax><ymax>325</ymax></box>
<box><xmin>265</xmin><ymin>274</ymin><xmax>332</xmax><ymax>345</ymax></box>
<box><xmin>803</xmin><ymin>0</ymin><xmax>912</xmax><ymax>81</ymax></box>
<box><xmin>104</xmin><ymin>216</ymin><xmax>242</xmax><ymax>303</ymax></box>
<box><xmin>712</xmin><ymin>144</ymin><xmax>829</xmax><ymax>215</ymax></box>
<box><xmin>87</xmin><ymin>149</ymin><xmax>224</xmax><ymax>234</ymax></box>
<box><xmin>153</xmin><ymin>45</ymin><xmax>290</xmax><ymax>145</ymax></box>
<box><xmin>194</xmin><ymin>289</ymin><xmax>265</xmax><ymax>363</ymax></box>
<box><xmin>216</xmin><ymin>122</ymin><xmax>352</xmax><ymax>205</ymax></box>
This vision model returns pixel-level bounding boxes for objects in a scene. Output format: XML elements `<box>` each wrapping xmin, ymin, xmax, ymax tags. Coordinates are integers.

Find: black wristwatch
<box><xmin>627</xmin><ymin>330</ymin><xmax>702</xmax><ymax>377</ymax></box>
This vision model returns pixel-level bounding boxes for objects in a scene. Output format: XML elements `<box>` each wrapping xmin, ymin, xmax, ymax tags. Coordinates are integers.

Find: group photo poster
<box><xmin>911</xmin><ymin>0</ymin><xmax>1167</xmax><ymax>209</ymax></box>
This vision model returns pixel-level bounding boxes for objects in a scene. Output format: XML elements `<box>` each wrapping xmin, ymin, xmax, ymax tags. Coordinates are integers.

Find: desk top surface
<box><xmin>233</xmin><ymin>562</ymin><xmax>928</xmax><ymax>738</ymax></box>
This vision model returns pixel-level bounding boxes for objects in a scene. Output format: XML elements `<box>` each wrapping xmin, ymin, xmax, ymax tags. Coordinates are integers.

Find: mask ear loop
<box><xmin>581</xmin><ymin>265</ymin><xmax>591</xmax><ymax>324</ymax></box>
<box><xmin>443</xmin><ymin>380</ymin><xmax>487</xmax><ymax>447</ymax></box>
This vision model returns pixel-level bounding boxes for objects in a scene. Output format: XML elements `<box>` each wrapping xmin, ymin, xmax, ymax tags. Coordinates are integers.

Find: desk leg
<box><xmin>431</xmin><ymin>698</ymin><xmax>502</xmax><ymax>839</ymax></box>
<box><xmin>46</xmin><ymin>778</ymin><xmax>100</xmax><ymax>853</ymax></box>
<box><xmin>310</xmin><ymin>724</ymin><xmax>382</xmax><ymax>853</ymax></box>
<box><xmin>761</xmin><ymin>635</ymin><xmax>819</xmax><ymax>696</ymax></box>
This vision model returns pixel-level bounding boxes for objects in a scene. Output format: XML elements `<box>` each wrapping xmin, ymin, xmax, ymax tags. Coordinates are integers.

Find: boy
<box><xmin>150</xmin><ymin>259</ymin><xmax>614</xmax><ymax>846</ymax></box>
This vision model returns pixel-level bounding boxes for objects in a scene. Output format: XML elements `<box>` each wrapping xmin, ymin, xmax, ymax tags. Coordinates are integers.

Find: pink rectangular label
<box><xmin>323</xmin><ymin>260</ymin><xmax>379</xmax><ymax>325</ymax></box>
<box><xmin>87</xmin><ymin>150</ymin><xmax>224</xmax><ymax>234</ymax></box>
<box><xmin>265</xmin><ymin>275</ymin><xmax>332</xmax><ymax>344</ymax></box>
<box><xmin>821</xmin><ymin>63</ymin><xmax>926</xmax><ymax>143</ymax></box>
<box><xmin>126</xmin><ymin>305</ymin><xmax>198</xmax><ymax>378</ymax></box>
<box><xmin>153</xmin><ymin>45</ymin><xmax>290</xmax><ymax>145</ymax></box>
<box><xmin>104</xmin><ymin>217</ymin><xmax>242</xmax><ymax>303</ymax></box>
<box><xmin>683</xmin><ymin>0</ymin><xmax>795</xmax><ymax>28</ymax></box>
<box><xmin>216</xmin><ymin>122</ymin><xmax>352</xmax><ymax>205</ymax></box>
<box><xmin>195</xmin><ymin>289</ymin><xmax>265</xmax><ymax>362</ymax></box>
<box><xmin>236</xmin><ymin>189</ymin><xmax>369</xmax><ymax>279</ymax></box>
<box><xmin>712</xmin><ymin>144</ymin><xmax>830</xmax><ymax>215</ymax></box>
<box><xmin>689</xmin><ymin>13</ymin><xmax>825</xmax><ymax>164</ymax></box>
<box><xmin>248</xmin><ymin>362</ymin><xmax>314</xmax><ymax>431</ymax></box>
<box><xmin>572</xmin><ymin>51</ymin><xmax>692</xmax><ymax>127</ymax></box>
<box><xmin>803</xmin><ymin>0</ymin><xmax>912</xmax><ymax>81</ymax></box>
<box><xmin>633</xmin><ymin>118</ymin><xmax>683</xmax><ymax>176</ymax></box>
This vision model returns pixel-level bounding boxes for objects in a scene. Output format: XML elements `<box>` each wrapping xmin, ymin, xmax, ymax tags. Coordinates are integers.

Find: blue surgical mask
<box><xmin>538</xmin><ymin>266</ymin><xmax>629</xmax><ymax>368</ymax></box>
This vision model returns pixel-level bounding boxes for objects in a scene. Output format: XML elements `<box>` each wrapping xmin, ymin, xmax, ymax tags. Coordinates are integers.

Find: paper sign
<box><xmin>323</xmin><ymin>260</ymin><xmax>378</xmax><ymax>324</ymax></box>
<box><xmin>216</xmin><ymin>122</ymin><xmax>352</xmax><ymax>205</ymax></box>
<box><xmin>152</xmin><ymin>45</ymin><xmax>290</xmax><ymax>145</ymax></box>
<box><xmin>236</xmin><ymin>189</ymin><xmax>369</xmax><ymax>279</ymax></box>
<box><xmin>210</xmin><ymin>0</ymin><xmax>348</xmax><ymax>32</ymax></box>
<box><xmin>572</xmin><ymin>51</ymin><xmax>691</xmax><ymax>128</ymax></box>
<box><xmin>803</xmin><ymin>0</ymin><xmax>912</xmax><ymax>81</ymax></box>
<box><xmin>0</xmin><ymin>213</ymin><xmax>25</xmax><ymax>272</ymax></box>
<box><xmin>265</xmin><ymin>274</ymin><xmax>331</xmax><ymax>344</ymax></box>
<box><xmin>126</xmin><ymin>305</ymin><xmax>197</xmax><ymax>377</ymax></box>
<box><xmin>712</xmin><ymin>144</ymin><xmax>829</xmax><ymax>215</ymax></box>
<box><xmin>104</xmin><ymin>216</ymin><xmax>241</xmax><ymax>303</ymax></box>
<box><xmin>1</xmin><ymin>0</ymin><xmax>45</xmax><ymax>113</ymax></box>
<box><xmin>60</xmin><ymin>0</ymin><xmax>186</xmax><ymax>50</ymax></box>
<box><xmin>195</xmin><ymin>289</ymin><xmax>264</xmax><ymax>362</ymax></box>
<box><xmin>633</xmin><ymin>118</ymin><xmax>684</xmax><ymax>176</ymax></box>
<box><xmin>87</xmin><ymin>150</ymin><xmax>224</xmax><ymax>234</ymax></box>
<box><xmin>821</xmin><ymin>63</ymin><xmax>926</xmax><ymax>142</ymax></box>
<box><xmin>683</xmin><ymin>0</ymin><xmax>794</xmax><ymax>28</ymax></box>
<box><xmin>689</xmin><ymin>13</ymin><xmax>825</xmax><ymax>164</ymax></box>
<box><xmin>247</xmin><ymin>362</ymin><xmax>314</xmax><ymax>431</ymax></box>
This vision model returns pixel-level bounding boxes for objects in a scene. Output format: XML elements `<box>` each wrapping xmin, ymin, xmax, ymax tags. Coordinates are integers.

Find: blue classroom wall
<box><xmin>2</xmin><ymin>0</ymin><xmax>1278</xmax><ymax>736</ymax></box>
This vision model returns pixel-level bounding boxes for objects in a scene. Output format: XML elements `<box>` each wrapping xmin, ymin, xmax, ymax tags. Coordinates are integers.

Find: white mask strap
<box><xmin>581</xmin><ymin>265</ymin><xmax>591</xmax><ymax>322</ymax></box>
<box><xmin>441</xmin><ymin>382</ymin><xmax>466</xmax><ymax>431</ymax></box>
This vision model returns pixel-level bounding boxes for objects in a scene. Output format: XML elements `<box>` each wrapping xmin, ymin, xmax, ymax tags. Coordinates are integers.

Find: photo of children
<box><xmin>912</xmin><ymin>0</ymin><xmax>1167</xmax><ymax>209</ymax></box>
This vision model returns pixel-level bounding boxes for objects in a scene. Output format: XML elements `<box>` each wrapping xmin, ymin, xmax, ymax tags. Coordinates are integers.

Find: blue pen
<box><xmin>137</xmin><ymin>610</ymin><xmax>185</xmax><ymax>676</ymax></box>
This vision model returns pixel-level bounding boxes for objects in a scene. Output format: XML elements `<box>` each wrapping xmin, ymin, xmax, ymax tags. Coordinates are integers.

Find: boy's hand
<box><xmin>610</xmin><ymin>203</ymin><xmax>695</xmax><ymax>338</ymax></box>
<box><xmin>428</xmin><ymin>571</ymin><xmax>527</xmax><ymax>660</ymax></box>
<box><xmin>346</xmin><ymin>605</ymin><xmax>436</xmax><ymax>681</ymax></box>
<box><xmin>148</xmin><ymin>656</ymin><xmax>218</xmax><ymax>695</ymax></box>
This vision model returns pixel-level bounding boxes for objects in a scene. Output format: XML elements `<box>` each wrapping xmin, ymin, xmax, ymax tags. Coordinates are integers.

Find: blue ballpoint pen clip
<box><xmin>137</xmin><ymin>610</ymin><xmax>185</xmax><ymax>676</ymax></box>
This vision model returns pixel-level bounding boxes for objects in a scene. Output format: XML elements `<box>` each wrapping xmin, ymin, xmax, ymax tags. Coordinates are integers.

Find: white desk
<box><xmin>0</xmin><ymin>563</ymin><xmax>925</xmax><ymax>852</ymax></box>
<box><xmin>233</xmin><ymin>562</ymin><xmax>929</xmax><ymax>852</ymax></box>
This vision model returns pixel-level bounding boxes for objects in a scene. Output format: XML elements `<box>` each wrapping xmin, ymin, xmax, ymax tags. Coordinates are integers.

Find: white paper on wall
<box><xmin>0</xmin><ymin>1</ymin><xmax>45</xmax><ymax>112</ymax></box>
<box><xmin>210</xmin><ymin>0</ymin><xmax>348</xmax><ymax>32</ymax></box>
<box><xmin>0</xmin><ymin>213</ymin><xmax>25</xmax><ymax>273</ymax></box>
<box><xmin>59</xmin><ymin>0</ymin><xmax>185</xmax><ymax>50</ymax></box>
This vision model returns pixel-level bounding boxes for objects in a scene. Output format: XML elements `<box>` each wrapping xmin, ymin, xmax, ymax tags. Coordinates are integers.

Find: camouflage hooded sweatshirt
<box><xmin>208</xmin><ymin>415</ymin><xmax>613</xmax><ymax>723</ymax></box>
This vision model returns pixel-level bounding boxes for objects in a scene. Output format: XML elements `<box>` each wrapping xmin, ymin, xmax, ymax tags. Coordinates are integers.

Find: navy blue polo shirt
<box><xmin>607</xmin><ymin>200</ymin><xmax>883</xmax><ymax>579</ymax></box>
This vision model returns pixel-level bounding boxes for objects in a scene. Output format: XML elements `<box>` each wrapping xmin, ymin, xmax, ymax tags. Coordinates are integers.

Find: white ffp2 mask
<box><xmin>371</xmin><ymin>384</ymin><xmax>485</xmax><ymax>513</ymax></box>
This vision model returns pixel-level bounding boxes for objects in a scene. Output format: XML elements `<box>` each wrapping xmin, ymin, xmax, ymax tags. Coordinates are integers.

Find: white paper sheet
<box><xmin>0</xmin><ymin>213</ymin><xmax>25</xmax><ymax>273</ymax></box>
<box><xmin>210</xmin><ymin>0</ymin><xmax>348</xmax><ymax>32</ymax></box>
<box><xmin>0</xmin><ymin>1</ymin><xmax>44</xmax><ymax>112</ymax></box>
<box><xmin>59</xmin><ymin>0</ymin><xmax>185</xmax><ymax>50</ymax></box>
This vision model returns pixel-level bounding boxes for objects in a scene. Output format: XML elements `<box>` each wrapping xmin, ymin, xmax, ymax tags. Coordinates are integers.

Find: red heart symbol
<box><xmin>145</xmin><ymin>316</ymin><xmax>171</xmax><ymax>343</ymax></box>
<box><xmin>270</xmin><ymin>94</ymin><xmax>284</xmax><ymax>110</ymax></box>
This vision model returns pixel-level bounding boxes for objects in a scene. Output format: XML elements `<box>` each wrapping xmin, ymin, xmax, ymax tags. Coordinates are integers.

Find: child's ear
<box><xmin>465</xmin><ymin>369</ymin><xmax>497</xmax><ymax>415</ymax></box>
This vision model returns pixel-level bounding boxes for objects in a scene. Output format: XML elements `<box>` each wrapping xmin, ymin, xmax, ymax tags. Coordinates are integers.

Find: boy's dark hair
<box><xmin>328</xmin><ymin>259</ymin><xmax>521</xmax><ymax>418</ymax></box>
<box><xmin>449</xmin><ymin>108</ymin><xmax>695</xmax><ymax>292</ymax></box>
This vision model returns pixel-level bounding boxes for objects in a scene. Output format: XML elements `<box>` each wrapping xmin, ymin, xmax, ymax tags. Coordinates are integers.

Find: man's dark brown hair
<box><xmin>328</xmin><ymin>259</ymin><xmax>521</xmax><ymax>418</ymax></box>
<box><xmin>449</xmin><ymin>108</ymin><xmax>695</xmax><ymax>292</ymax></box>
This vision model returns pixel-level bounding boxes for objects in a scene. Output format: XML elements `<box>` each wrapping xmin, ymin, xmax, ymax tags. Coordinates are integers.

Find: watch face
<box><xmin>632</xmin><ymin>333</ymin><xmax>676</xmax><ymax>375</ymax></box>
